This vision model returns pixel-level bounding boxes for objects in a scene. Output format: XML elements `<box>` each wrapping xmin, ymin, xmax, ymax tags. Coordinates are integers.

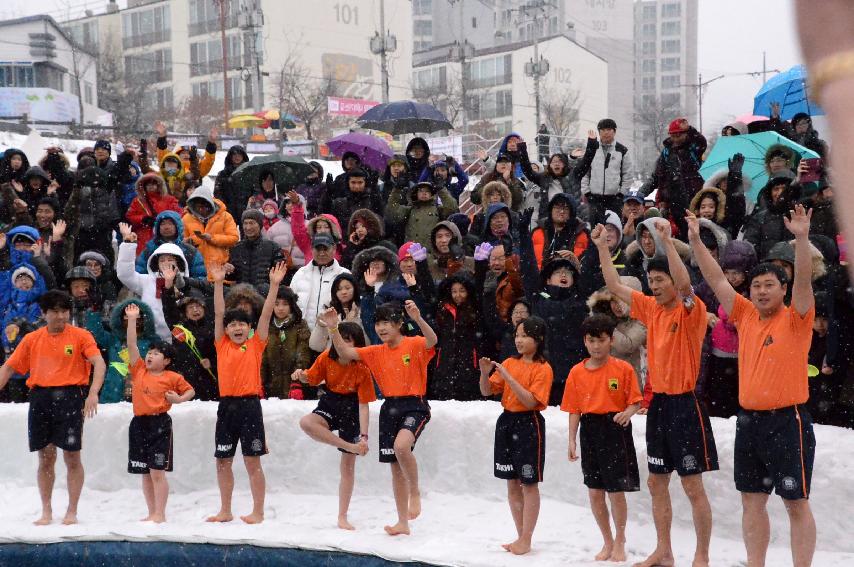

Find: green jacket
<box><xmin>387</xmin><ymin>184</ymin><xmax>458</xmax><ymax>248</ymax></box>
<box><xmin>261</xmin><ymin>316</ymin><xmax>312</xmax><ymax>399</ymax></box>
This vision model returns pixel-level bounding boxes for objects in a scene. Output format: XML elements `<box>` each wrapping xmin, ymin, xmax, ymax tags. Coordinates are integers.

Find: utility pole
<box><xmin>448</xmin><ymin>0</ymin><xmax>471</xmax><ymax>136</ymax></box>
<box><xmin>239</xmin><ymin>1</ymin><xmax>265</xmax><ymax>112</ymax></box>
<box><xmin>215</xmin><ymin>0</ymin><xmax>231</xmax><ymax>130</ymax></box>
<box><xmin>680</xmin><ymin>67</ymin><xmax>781</xmax><ymax>132</ymax></box>
<box><xmin>762</xmin><ymin>51</ymin><xmax>767</xmax><ymax>84</ymax></box>
<box><xmin>370</xmin><ymin>0</ymin><xmax>397</xmax><ymax>103</ymax></box>
<box><xmin>521</xmin><ymin>1</ymin><xmax>550</xmax><ymax>130</ymax></box>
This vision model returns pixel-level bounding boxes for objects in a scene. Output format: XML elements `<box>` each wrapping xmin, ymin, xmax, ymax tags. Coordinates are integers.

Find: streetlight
<box><xmin>370</xmin><ymin>0</ymin><xmax>397</xmax><ymax>103</ymax></box>
<box><xmin>525</xmin><ymin>55</ymin><xmax>550</xmax><ymax>129</ymax></box>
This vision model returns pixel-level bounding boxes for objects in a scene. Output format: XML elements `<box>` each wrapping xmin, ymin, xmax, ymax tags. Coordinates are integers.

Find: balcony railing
<box><xmin>123</xmin><ymin>29</ymin><xmax>171</xmax><ymax>49</ymax></box>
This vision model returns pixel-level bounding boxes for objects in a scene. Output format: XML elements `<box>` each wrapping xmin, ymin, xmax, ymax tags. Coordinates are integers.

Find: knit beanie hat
<box><xmin>398</xmin><ymin>241</ymin><xmax>415</xmax><ymax>261</ymax></box>
<box><xmin>242</xmin><ymin>208</ymin><xmax>264</xmax><ymax>226</ymax></box>
<box><xmin>94</xmin><ymin>139</ymin><xmax>111</xmax><ymax>154</ymax></box>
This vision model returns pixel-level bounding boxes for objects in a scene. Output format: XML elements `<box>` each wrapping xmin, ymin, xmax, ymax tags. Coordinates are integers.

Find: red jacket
<box><xmin>126</xmin><ymin>173</ymin><xmax>182</xmax><ymax>255</ymax></box>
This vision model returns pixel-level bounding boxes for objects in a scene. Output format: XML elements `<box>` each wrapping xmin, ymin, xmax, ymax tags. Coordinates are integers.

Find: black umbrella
<box><xmin>229</xmin><ymin>154</ymin><xmax>314</xmax><ymax>194</ymax></box>
<box><xmin>356</xmin><ymin>100</ymin><xmax>453</xmax><ymax>135</ymax></box>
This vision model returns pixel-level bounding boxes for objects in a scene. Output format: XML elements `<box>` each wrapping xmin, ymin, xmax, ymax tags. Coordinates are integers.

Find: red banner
<box><xmin>327</xmin><ymin>96</ymin><xmax>380</xmax><ymax>117</ymax></box>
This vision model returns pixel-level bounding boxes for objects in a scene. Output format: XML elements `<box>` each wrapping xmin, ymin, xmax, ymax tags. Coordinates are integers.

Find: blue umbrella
<box><xmin>753</xmin><ymin>65</ymin><xmax>824</xmax><ymax>120</ymax></box>
<box><xmin>699</xmin><ymin>131</ymin><xmax>819</xmax><ymax>202</ymax></box>
<box><xmin>356</xmin><ymin>100</ymin><xmax>453</xmax><ymax>135</ymax></box>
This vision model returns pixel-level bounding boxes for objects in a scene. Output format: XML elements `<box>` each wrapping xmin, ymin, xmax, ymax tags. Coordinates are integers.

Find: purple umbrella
<box><xmin>326</xmin><ymin>132</ymin><xmax>393</xmax><ymax>172</ymax></box>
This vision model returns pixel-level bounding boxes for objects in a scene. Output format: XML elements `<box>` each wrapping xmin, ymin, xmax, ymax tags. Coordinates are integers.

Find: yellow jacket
<box><xmin>156</xmin><ymin>138</ymin><xmax>216</xmax><ymax>179</ymax></box>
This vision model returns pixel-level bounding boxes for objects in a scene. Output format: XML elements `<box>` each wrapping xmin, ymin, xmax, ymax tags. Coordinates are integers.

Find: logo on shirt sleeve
<box><xmin>64</xmin><ymin>345</ymin><xmax>74</xmax><ymax>355</ymax></box>
<box><xmin>608</xmin><ymin>378</ymin><xmax>619</xmax><ymax>391</ymax></box>
<box><xmin>402</xmin><ymin>354</ymin><xmax>411</xmax><ymax>366</ymax></box>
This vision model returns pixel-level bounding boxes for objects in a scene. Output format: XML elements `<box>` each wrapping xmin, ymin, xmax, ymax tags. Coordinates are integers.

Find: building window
<box><xmin>661</xmin><ymin>21</ymin><xmax>680</xmax><ymax>36</ymax></box>
<box><xmin>642</xmin><ymin>59</ymin><xmax>656</xmax><ymax>73</ymax></box>
<box><xmin>642</xmin><ymin>23</ymin><xmax>655</xmax><ymax>37</ymax></box>
<box><xmin>85</xmin><ymin>82</ymin><xmax>94</xmax><ymax>104</ymax></box>
<box><xmin>642</xmin><ymin>5</ymin><xmax>656</xmax><ymax>19</ymax></box>
<box><xmin>189</xmin><ymin>0</ymin><xmax>238</xmax><ymax>36</ymax></box>
<box><xmin>662</xmin><ymin>92</ymin><xmax>681</xmax><ymax>107</ymax></box>
<box><xmin>642</xmin><ymin>76</ymin><xmax>656</xmax><ymax>91</ymax></box>
<box><xmin>66</xmin><ymin>20</ymin><xmax>99</xmax><ymax>50</ymax></box>
<box><xmin>413</xmin><ymin>66</ymin><xmax>447</xmax><ymax>94</ymax></box>
<box><xmin>495</xmin><ymin>90</ymin><xmax>512</xmax><ymax>117</ymax></box>
<box><xmin>469</xmin><ymin>54</ymin><xmax>512</xmax><ymax>89</ymax></box>
<box><xmin>414</xmin><ymin>20</ymin><xmax>432</xmax><ymax>36</ymax></box>
<box><xmin>413</xmin><ymin>0</ymin><xmax>432</xmax><ymax>16</ymax></box>
<box><xmin>414</xmin><ymin>40</ymin><xmax>432</xmax><ymax>52</ymax></box>
<box><xmin>662</xmin><ymin>3</ymin><xmax>681</xmax><ymax>18</ymax></box>
<box><xmin>642</xmin><ymin>41</ymin><xmax>655</xmax><ymax>55</ymax></box>
<box><xmin>125</xmin><ymin>49</ymin><xmax>172</xmax><ymax>84</ymax></box>
<box><xmin>473</xmin><ymin>17</ymin><xmax>477</xmax><ymax>29</ymax></box>
<box><xmin>661</xmin><ymin>75</ymin><xmax>680</xmax><ymax>89</ymax></box>
<box><xmin>661</xmin><ymin>39</ymin><xmax>680</xmax><ymax>53</ymax></box>
<box><xmin>0</xmin><ymin>65</ymin><xmax>35</xmax><ymax>87</ymax></box>
<box><xmin>661</xmin><ymin>57</ymin><xmax>681</xmax><ymax>71</ymax></box>
<box><xmin>122</xmin><ymin>5</ymin><xmax>170</xmax><ymax>49</ymax></box>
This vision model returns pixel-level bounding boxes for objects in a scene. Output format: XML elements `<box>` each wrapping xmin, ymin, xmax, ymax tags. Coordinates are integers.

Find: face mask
<box><xmin>264</xmin><ymin>210</ymin><xmax>277</xmax><ymax>219</ymax></box>
<box><xmin>165</xmin><ymin>166</ymin><xmax>178</xmax><ymax>175</ymax></box>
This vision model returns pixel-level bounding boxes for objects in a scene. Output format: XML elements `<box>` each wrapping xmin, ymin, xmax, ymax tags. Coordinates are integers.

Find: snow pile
<box><xmin>0</xmin><ymin>401</ymin><xmax>850</xmax><ymax>566</ymax></box>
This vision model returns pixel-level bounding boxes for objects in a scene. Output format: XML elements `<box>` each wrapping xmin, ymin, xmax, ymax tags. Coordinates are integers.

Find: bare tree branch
<box><xmin>270</xmin><ymin>51</ymin><xmax>341</xmax><ymax>141</ymax></box>
<box><xmin>541</xmin><ymin>81</ymin><xmax>581</xmax><ymax>140</ymax></box>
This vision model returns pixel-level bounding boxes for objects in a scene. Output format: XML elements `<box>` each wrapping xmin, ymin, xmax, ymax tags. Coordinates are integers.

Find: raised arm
<box><xmin>124</xmin><ymin>303</ymin><xmax>142</xmax><ymax>366</ymax></box>
<box><xmin>686</xmin><ymin>211</ymin><xmax>736</xmax><ymax>315</ymax></box>
<box><xmin>785</xmin><ymin>204</ymin><xmax>815</xmax><ymax>316</ymax></box>
<box><xmin>211</xmin><ymin>263</ymin><xmax>227</xmax><ymax>341</ymax></box>
<box><xmin>320</xmin><ymin>306</ymin><xmax>360</xmax><ymax>360</ymax></box>
<box><xmin>405</xmin><ymin>299</ymin><xmax>437</xmax><ymax>349</ymax></box>
<box><xmin>591</xmin><ymin>224</ymin><xmax>634</xmax><ymax>305</ymax></box>
<box><xmin>256</xmin><ymin>262</ymin><xmax>288</xmax><ymax>342</ymax></box>
<box><xmin>654</xmin><ymin>221</ymin><xmax>692</xmax><ymax>298</ymax></box>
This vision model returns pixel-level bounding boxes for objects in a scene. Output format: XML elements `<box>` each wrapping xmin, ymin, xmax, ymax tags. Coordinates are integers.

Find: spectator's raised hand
<box><xmin>51</xmin><ymin>220</ymin><xmax>67</xmax><ymax>241</ymax></box>
<box><xmin>319</xmin><ymin>306</ymin><xmax>339</xmax><ymax>329</ymax></box>
<box><xmin>784</xmin><ymin>203</ymin><xmax>812</xmax><ymax>238</ymax></box>
<box><xmin>209</xmin><ymin>263</ymin><xmax>228</xmax><ymax>283</ymax></box>
<box><xmin>269</xmin><ymin>261</ymin><xmax>288</xmax><ymax>286</ymax></box>
<box><xmin>287</xmin><ymin>190</ymin><xmax>300</xmax><ymax>206</ymax></box>
<box><xmin>588</xmin><ymin>129</ymin><xmax>597</xmax><ymax>140</ymax></box>
<box><xmin>590</xmin><ymin>224</ymin><xmax>608</xmax><ymax>248</ymax></box>
<box><xmin>161</xmin><ymin>262</ymin><xmax>178</xmax><ymax>288</ymax></box>
<box><xmin>653</xmin><ymin>220</ymin><xmax>671</xmax><ymax>243</ymax></box>
<box><xmin>685</xmin><ymin>210</ymin><xmax>701</xmax><ymax>241</ymax></box>
<box><xmin>404</xmin><ymin>299</ymin><xmax>422</xmax><ymax>321</ymax></box>
<box><xmin>408</xmin><ymin>242</ymin><xmax>428</xmax><ymax>262</ymax></box>
<box><xmin>119</xmin><ymin>222</ymin><xmax>136</xmax><ymax>242</ymax></box>
<box><xmin>11</xmin><ymin>180</ymin><xmax>23</xmax><ymax>193</ymax></box>
<box><xmin>363</xmin><ymin>265</ymin><xmax>379</xmax><ymax>288</ymax></box>
<box><xmin>474</xmin><ymin>242</ymin><xmax>494</xmax><ymax>261</ymax></box>
<box><xmin>402</xmin><ymin>272</ymin><xmax>416</xmax><ymax>287</ymax></box>
<box><xmin>728</xmin><ymin>153</ymin><xmax>744</xmax><ymax>174</ymax></box>
<box><xmin>154</xmin><ymin>120</ymin><xmax>167</xmax><ymax>137</ymax></box>
<box><xmin>124</xmin><ymin>302</ymin><xmax>140</xmax><ymax>320</ymax></box>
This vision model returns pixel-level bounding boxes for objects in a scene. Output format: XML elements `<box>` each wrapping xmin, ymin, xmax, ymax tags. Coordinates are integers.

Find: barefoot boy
<box><xmin>320</xmin><ymin>300</ymin><xmax>436</xmax><ymax>536</ymax></box>
<box><xmin>125</xmin><ymin>302</ymin><xmax>194</xmax><ymax>523</ymax></box>
<box><xmin>207</xmin><ymin>261</ymin><xmax>287</xmax><ymax>524</ymax></box>
<box><xmin>479</xmin><ymin>316</ymin><xmax>553</xmax><ymax>556</ymax></box>
<box><xmin>0</xmin><ymin>290</ymin><xmax>105</xmax><ymax>525</ymax></box>
<box><xmin>294</xmin><ymin>321</ymin><xmax>375</xmax><ymax>530</ymax></box>
<box><xmin>563</xmin><ymin>314</ymin><xmax>642</xmax><ymax>563</ymax></box>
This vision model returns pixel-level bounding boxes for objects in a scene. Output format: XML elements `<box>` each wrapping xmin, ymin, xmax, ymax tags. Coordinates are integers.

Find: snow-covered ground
<box><xmin>0</xmin><ymin>400</ymin><xmax>850</xmax><ymax>566</ymax></box>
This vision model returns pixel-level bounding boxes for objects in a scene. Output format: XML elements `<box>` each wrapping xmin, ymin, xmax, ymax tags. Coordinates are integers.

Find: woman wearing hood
<box><xmin>248</xmin><ymin>168</ymin><xmax>286</xmax><ymax>211</ymax></box>
<box><xmin>295</xmin><ymin>161</ymin><xmax>326</xmax><ymax>219</ymax></box>
<box><xmin>4</xmin><ymin>166</ymin><xmax>55</xmax><ymax>219</ymax></box>
<box><xmin>39</xmin><ymin>147</ymin><xmax>75</xmax><ymax>207</ymax></box>
<box><xmin>692</xmin><ymin>160</ymin><xmax>749</xmax><ymax>239</ymax></box>
<box><xmin>623</xmin><ymin>216</ymin><xmax>692</xmax><ymax>294</ymax></box>
<box><xmin>770</xmin><ymin>106</ymin><xmax>828</xmax><ymax>158</ymax></box>
<box><xmin>214</xmin><ymin>144</ymin><xmax>252</xmax><ymax>222</ymax></box>
<box><xmin>134</xmin><ymin>210</ymin><xmax>207</xmax><ymax>279</ymax></box>
<box><xmin>340</xmin><ymin>208</ymin><xmax>396</xmax><ymax>270</ymax></box>
<box><xmin>291</xmin><ymin>197</ymin><xmax>343</xmax><ymax>263</ymax></box>
<box><xmin>428</xmin><ymin>273</ymin><xmax>487</xmax><ymax>401</ymax></box>
<box><xmin>0</xmin><ymin>148</ymin><xmax>30</xmax><ymax>186</ymax></box>
<box><xmin>181</xmin><ymin>186</ymin><xmax>239</xmax><ymax>275</ymax></box>
<box><xmin>467</xmin><ymin>181</ymin><xmax>517</xmax><ymax>248</ymax></box>
<box><xmin>351</xmin><ymin>245</ymin><xmax>413</xmax><ymax>344</ymax></box>
<box><xmin>86</xmin><ymin>298</ymin><xmax>158</xmax><ymax>403</ymax></box>
<box><xmin>428</xmin><ymin>220</ymin><xmax>474</xmax><ymax>283</ymax></box>
<box><xmin>470</xmin><ymin>154</ymin><xmax>525</xmax><ymax>211</ymax></box>
<box><xmin>263</xmin><ymin>192</ymin><xmax>306</xmax><ymax>272</ymax></box>
<box><xmin>157</xmin><ymin>151</ymin><xmax>192</xmax><ymax>202</ymax></box>
<box><xmin>77</xmin><ymin>249</ymin><xmax>119</xmax><ymax>307</ymax></box>
<box><xmin>126</xmin><ymin>173</ymin><xmax>182</xmax><ymax>255</ymax></box>
<box><xmin>380</xmin><ymin>154</ymin><xmax>412</xmax><ymax>203</ymax></box>
<box><xmin>531</xmin><ymin>193</ymin><xmax>590</xmax><ymax>270</ymax></box>
<box><xmin>405</xmin><ymin>138</ymin><xmax>431</xmax><ymax>180</ymax></box>
<box><xmin>743</xmin><ymin>174</ymin><xmax>799</xmax><ymax>259</ymax></box>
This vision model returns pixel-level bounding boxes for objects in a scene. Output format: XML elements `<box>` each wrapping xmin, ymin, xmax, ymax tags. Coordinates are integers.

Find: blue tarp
<box><xmin>0</xmin><ymin>542</ymin><xmax>437</xmax><ymax>567</ymax></box>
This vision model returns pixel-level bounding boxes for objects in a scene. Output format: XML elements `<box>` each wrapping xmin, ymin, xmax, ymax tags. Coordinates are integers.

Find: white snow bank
<box><xmin>0</xmin><ymin>401</ymin><xmax>850</xmax><ymax>566</ymax></box>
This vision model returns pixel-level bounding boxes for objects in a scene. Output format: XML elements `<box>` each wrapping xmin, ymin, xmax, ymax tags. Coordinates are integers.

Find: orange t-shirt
<box><xmin>305</xmin><ymin>350</ymin><xmax>377</xmax><ymax>404</ymax></box>
<box><xmin>7</xmin><ymin>325</ymin><xmax>101</xmax><ymax>388</ymax></box>
<box><xmin>560</xmin><ymin>357</ymin><xmax>643</xmax><ymax>414</ymax></box>
<box><xmin>630</xmin><ymin>290</ymin><xmax>707</xmax><ymax>394</ymax></box>
<box><xmin>356</xmin><ymin>335</ymin><xmax>435</xmax><ymax>397</ymax></box>
<box><xmin>729</xmin><ymin>294</ymin><xmax>815</xmax><ymax>410</ymax></box>
<box><xmin>489</xmin><ymin>357</ymin><xmax>553</xmax><ymax>412</ymax></box>
<box><xmin>130</xmin><ymin>358</ymin><xmax>193</xmax><ymax>416</ymax></box>
<box><xmin>216</xmin><ymin>334</ymin><xmax>267</xmax><ymax>397</ymax></box>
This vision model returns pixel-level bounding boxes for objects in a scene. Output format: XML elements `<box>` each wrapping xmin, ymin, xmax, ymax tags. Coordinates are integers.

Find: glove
<box><xmin>141</xmin><ymin>216</ymin><xmax>155</xmax><ymax>227</ymax></box>
<box><xmin>728</xmin><ymin>153</ymin><xmax>744</xmax><ymax>174</ymax></box>
<box><xmin>408</xmin><ymin>242</ymin><xmax>428</xmax><ymax>262</ymax></box>
<box><xmin>522</xmin><ymin>207</ymin><xmax>535</xmax><ymax>229</ymax></box>
<box><xmin>189</xmin><ymin>146</ymin><xmax>198</xmax><ymax>161</ymax></box>
<box><xmin>289</xmin><ymin>382</ymin><xmax>304</xmax><ymax>401</ymax></box>
<box><xmin>139</xmin><ymin>138</ymin><xmax>148</xmax><ymax>155</ymax></box>
<box><xmin>473</xmin><ymin>242</ymin><xmax>494</xmax><ymax>261</ymax></box>
<box><xmin>517</xmin><ymin>141</ymin><xmax>528</xmax><ymax>151</ymax></box>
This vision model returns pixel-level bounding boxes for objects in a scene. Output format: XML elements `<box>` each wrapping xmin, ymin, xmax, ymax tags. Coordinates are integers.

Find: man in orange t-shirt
<box><xmin>593</xmin><ymin>222</ymin><xmax>716</xmax><ymax>567</ymax></box>
<box><xmin>206</xmin><ymin>261</ymin><xmax>287</xmax><ymax>526</ymax></box>
<box><xmin>125</xmin><ymin>303</ymin><xmax>194</xmax><ymax>524</ymax></box>
<box><xmin>562</xmin><ymin>314</ymin><xmax>642</xmax><ymax>564</ymax></box>
<box><xmin>688</xmin><ymin>206</ymin><xmax>817</xmax><ymax>566</ymax></box>
<box><xmin>0</xmin><ymin>290</ymin><xmax>105</xmax><ymax>527</ymax></box>
<box><xmin>322</xmin><ymin>299</ymin><xmax>437</xmax><ymax>537</ymax></box>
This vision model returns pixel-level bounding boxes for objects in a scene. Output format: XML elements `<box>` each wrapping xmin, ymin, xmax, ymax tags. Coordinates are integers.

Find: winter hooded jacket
<box><xmin>428</xmin><ymin>220</ymin><xmax>474</xmax><ymax>282</ymax></box>
<box><xmin>0</xmin><ymin>261</ymin><xmax>45</xmax><ymax>344</ymax></box>
<box><xmin>16</xmin><ymin>166</ymin><xmax>53</xmax><ymax>217</ymax></box>
<box><xmin>117</xmin><ymin>240</ymin><xmax>190</xmax><ymax>341</ymax></box>
<box><xmin>380</xmin><ymin>155</ymin><xmax>413</xmax><ymax>202</ymax></box>
<box><xmin>182</xmin><ymin>186</ymin><xmax>239</xmax><ymax>274</ymax></box>
<box><xmin>416</xmin><ymin>159</ymin><xmax>470</xmax><ymax>200</ymax></box>
<box><xmin>65</xmin><ymin>163</ymin><xmax>122</xmax><ymax>234</ymax></box>
<box><xmin>471</xmin><ymin>169</ymin><xmax>526</xmax><ymax>211</ymax></box>
<box><xmin>126</xmin><ymin>173</ymin><xmax>182</xmax><ymax>254</ymax></box>
<box><xmin>214</xmin><ymin>145</ymin><xmax>252</xmax><ymax>223</ymax></box>
<box><xmin>329</xmin><ymin>171</ymin><xmax>385</xmax><ymax>229</ymax></box>
<box><xmin>406</xmin><ymin>138</ymin><xmax>431</xmax><ymax>180</ymax></box>
<box><xmin>1</xmin><ymin>148</ymin><xmax>30</xmax><ymax>184</ymax></box>
<box><xmin>531</xmin><ymin>193</ymin><xmax>590</xmax><ymax>269</ymax></box>
<box><xmin>698</xmin><ymin>169</ymin><xmax>749</xmax><ymax>238</ymax></box>
<box><xmin>340</xmin><ymin>208</ymin><xmax>396</xmax><ymax>269</ymax></box>
<box><xmin>77</xmin><ymin>249</ymin><xmax>119</xmax><ymax>306</ymax></box>
<box><xmin>295</xmin><ymin>161</ymin><xmax>326</xmax><ymax>218</ymax></box>
<box><xmin>156</xmin><ymin>137</ymin><xmax>217</xmax><ymax>180</ymax></box>
<box><xmin>38</xmin><ymin>148</ymin><xmax>75</xmax><ymax>205</ymax></box>
<box><xmin>160</xmin><ymin>287</ymin><xmax>218</xmax><ymax>401</ymax></box>
<box><xmin>158</xmin><ymin>151</ymin><xmax>190</xmax><ymax>201</ymax></box>
<box><xmin>292</xmin><ymin>206</ymin><xmax>343</xmax><ymax>263</ymax></box>
<box><xmin>290</xmin><ymin>257</ymin><xmax>350</xmax><ymax>331</ymax></box>
<box><xmin>519</xmin><ymin>140</ymin><xmax>595</xmax><ymax>223</ymax></box>
<box><xmin>118</xmin><ymin>162</ymin><xmax>142</xmax><ymax>214</ymax></box>
<box><xmin>86</xmin><ymin>298</ymin><xmax>158</xmax><ymax>403</ymax></box>
<box><xmin>649</xmin><ymin>126</ymin><xmax>707</xmax><ymax>212</ymax></box>
<box><xmin>261</xmin><ymin>287</ymin><xmax>312</xmax><ymax>399</ymax></box>
<box><xmin>468</xmin><ymin>181</ymin><xmax>515</xmax><ymax>244</ymax></box>
<box><xmin>623</xmin><ymin>217</ymin><xmax>692</xmax><ymax>293</ymax></box>
<box><xmin>352</xmin><ymin>245</ymin><xmax>411</xmax><ymax>344</ymax></box>
<box><xmin>587</xmin><ymin>278</ymin><xmax>647</xmax><ymax>387</ymax></box>
<box><xmin>135</xmin><ymin>210</ymin><xmax>206</xmax><ymax>279</ymax></box>
<box><xmin>743</xmin><ymin>178</ymin><xmax>799</xmax><ymax>259</ymax></box>
<box><xmin>580</xmin><ymin>139</ymin><xmax>634</xmax><ymax>197</ymax></box>
<box><xmin>263</xmin><ymin>212</ymin><xmax>307</xmax><ymax>269</ymax></box>
<box><xmin>387</xmin><ymin>182</ymin><xmax>458</xmax><ymax>249</ymax></box>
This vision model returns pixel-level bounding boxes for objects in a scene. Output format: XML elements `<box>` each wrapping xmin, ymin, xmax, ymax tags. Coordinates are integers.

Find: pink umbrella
<box><xmin>735</xmin><ymin>114</ymin><xmax>769</xmax><ymax>124</ymax></box>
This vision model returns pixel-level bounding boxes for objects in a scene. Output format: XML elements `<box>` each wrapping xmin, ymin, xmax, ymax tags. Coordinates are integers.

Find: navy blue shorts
<box><xmin>214</xmin><ymin>397</ymin><xmax>267</xmax><ymax>458</ymax></box>
<box><xmin>128</xmin><ymin>413</ymin><xmax>173</xmax><ymax>474</ymax></box>
<box><xmin>735</xmin><ymin>405</ymin><xmax>815</xmax><ymax>500</ymax></box>
<box><xmin>646</xmin><ymin>392</ymin><xmax>719</xmax><ymax>476</ymax></box>
<box><xmin>378</xmin><ymin>397</ymin><xmax>430</xmax><ymax>463</ymax></box>
<box><xmin>313</xmin><ymin>390</ymin><xmax>360</xmax><ymax>453</ymax></box>
<box><xmin>580</xmin><ymin>413</ymin><xmax>640</xmax><ymax>492</ymax></box>
<box><xmin>494</xmin><ymin>410</ymin><xmax>545</xmax><ymax>485</ymax></box>
<box><xmin>28</xmin><ymin>386</ymin><xmax>85</xmax><ymax>452</ymax></box>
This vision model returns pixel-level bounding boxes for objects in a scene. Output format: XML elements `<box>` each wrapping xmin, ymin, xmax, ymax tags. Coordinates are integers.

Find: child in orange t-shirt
<box><xmin>478</xmin><ymin>316</ymin><xmax>553</xmax><ymax>556</ymax></box>
<box><xmin>562</xmin><ymin>314</ymin><xmax>642</xmax><ymax>563</ymax></box>
<box><xmin>124</xmin><ymin>303</ymin><xmax>195</xmax><ymax>524</ymax></box>
<box><xmin>320</xmin><ymin>299</ymin><xmax>437</xmax><ymax>537</ymax></box>
<box><xmin>293</xmin><ymin>322</ymin><xmax>376</xmax><ymax>531</ymax></box>
<box><xmin>206</xmin><ymin>261</ymin><xmax>287</xmax><ymax>525</ymax></box>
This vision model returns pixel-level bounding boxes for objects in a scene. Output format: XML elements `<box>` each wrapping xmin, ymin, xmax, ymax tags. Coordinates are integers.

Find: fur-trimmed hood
<box><xmin>307</xmin><ymin>214</ymin><xmax>343</xmax><ymax>242</ymax></box>
<box><xmin>587</xmin><ymin>277</ymin><xmax>642</xmax><ymax>314</ymax></box>
<box><xmin>109</xmin><ymin>298</ymin><xmax>157</xmax><ymax>341</ymax></box>
<box><xmin>702</xmin><ymin>168</ymin><xmax>751</xmax><ymax>195</ymax></box>
<box><xmin>692</xmin><ymin>219</ymin><xmax>731</xmax><ymax>266</ymax></box>
<box><xmin>352</xmin><ymin>245</ymin><xmax>401</xmax><ymax>288</ymax></box>
<box><xmin>225</xmin><ymin>283</ymin><xmax>265</xmax><ymax>316</ymax></box>
<box><xmin>159</xmin><ymin>151</ymin><xmax>185</xmax><ymax>176</ymax></box>
<box><xmin>136</xmin><ymin>172</ymin><xmax>167</xmax><ymax>196</ymax></box>
<box><xmin>347</xmin><ymin>208</ymin><xmax>384</xmax><ymax>240</ymax></box>
<box><xmin>481</xmin><ymin>181</ymin><xmax>512</xmax><ymax>205</ymax></box>
<box><xmin>691</xmin><ymin>186</ymin><xmax>727</xmax><ymax>224</ymax></box>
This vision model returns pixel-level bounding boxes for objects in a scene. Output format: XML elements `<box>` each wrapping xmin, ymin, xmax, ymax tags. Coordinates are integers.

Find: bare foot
<box><xmin>206</xmin><ymin>511</ymin><xmax>234</xmax><ymax>523</ymax></box>
<box><xmin>609</xmin><ymin>540</ymin><xmax>627</xmax><ymax>562</ymax></box>
<box><xmin>595</xmin><ymin>541</ymin><xmax>614</xmax><ymax>561</ymax></box>
<box><xmin>140</xmin><ymin>515</ymin><xmax>154</xmax><ymax>522</ymax></box>
<box><xmin>501</xmin><ymin>542</ymin><xmax>514</xmax><ymax>552</ymax></box>
<box><xmin>33</xmin><ymin>513</ymin><xmax>52</xmax><ymax>526</ymax></box>
<box><xmin>691</xmin><ymin>559</ymin><xmax>710</xmax><ymax>567</ymax></box>
<box><xmin>149</xmin><ymin>513</ymin><xmax>166</xmax><ymax>524</ymax></box>
<box><xmin>384</xmin><ymin>521</ymin><xmax>410</xmax><ymax>536</ymax></box>
<box><xmin>240</xmin><ymin>512</ymin><xmax>264</xmax><ymax>524</ymax></box>
<box><xmin>408</xmin><ymin>491</ymin><xmax>421</xmax><ymax>520</ymax></box>
<box><xmin>633</xmin><ymin>550</ymin><xmax>675</xmax><ymax>567</ymax></box>
<box><xmin>338</xmin><ymin>516</ymin><xmax>355</xmax><ymax>530</ymax></box>
<box><xmin>346</xmin><ymin>440</ymin><xmax>368</xmax><ymax>456</ymax></box>
<box><xmin>61</xmin><ymin>512</ymin><xmax>78</xmax><ymax>525</ymax></box>
<box><xmin>507</xmin><ymin>538</ymin><xmax>531</xmax><ymax>555</ymax></box>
